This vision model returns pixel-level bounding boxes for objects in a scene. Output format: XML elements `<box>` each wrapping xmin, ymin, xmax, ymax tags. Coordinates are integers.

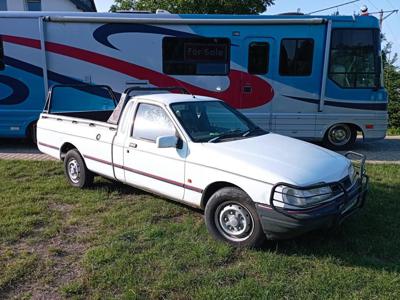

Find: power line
<box><xmin>365</xmin><ymin>0</ymin><xmax>379</xmax><ymax>11</ymax></box>
<box><xmin>384</xmin><ymin>0</ymin><xmax>397</xmax><ymax>10</ymax></box>
<box><xmin>308</xmin><ymin>0</ymin><xmax>360</xmax><ymax>14</ymax></box>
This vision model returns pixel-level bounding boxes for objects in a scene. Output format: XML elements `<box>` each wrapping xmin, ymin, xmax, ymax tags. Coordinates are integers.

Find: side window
<box><xmin>0</xmin><ymin>0</ymin><xmax>7</xmax><ymax>10</ymax></box>
<box><xmin>0</xmin><ymin>36</ymin><xmax>4</xmax><ymax>70</ymax></box>
<box><xmin>163</xmin><ymin>37</ymin><xmax>230</xmax><ymax>75</ymax></box>
<box><xmin>248</xmin><ymin>42</ymin><xmax>269</xmax><ymax>74</ymax></box>
<box><xmin>329</xmin><ymin>29</ymin><xmax>380</xmax><ymax>88</ymax></box>
<box><xmin>132</xmin><ymin>103</ymin><xmax>176</xmax><ymax>141</ymax></box>
<box><xmin>26</xmin><ymin>0</ymin><xmax>41</xmax><ymax>11</ymax></box>
<box><xmin>279</xmin><ymin>39</ymin><xmax>314</xmax><ymax>76</ymax></box>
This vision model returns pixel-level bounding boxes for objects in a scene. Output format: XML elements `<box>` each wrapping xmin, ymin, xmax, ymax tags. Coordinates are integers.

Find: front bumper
<box><xmin>256</xmin><ymin>152</ymin><xmax>368</xmax><ymax>240</ymax></box>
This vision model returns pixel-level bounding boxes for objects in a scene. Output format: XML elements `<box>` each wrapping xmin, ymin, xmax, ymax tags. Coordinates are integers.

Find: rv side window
<box><xmin>26</xmin><ymin>0</ymin><xmax>42</xmax><ymax>11</ymax></box>
<box><xmin>248</xmin><ymin>42</ymin><xmax>269</xmax><ymax>75</ymax></box>
<box><xmin>0</xmin><ymin>37</ymin><xmax>4</xmax><ymax>70</ymax></box>
<box><xmin>0</xmin><ymin>0</ymin><xmax>7</xmax><ymax>10</ymax></box>
<box><xmin>163</xmin><ymin>37</ymin><xmax>230</xmax><ymax>76</ymax></box>
<box><xmin>279</xmin><ymin>39</ymin><xmax>314</xmax><ymax>76</ymax></box>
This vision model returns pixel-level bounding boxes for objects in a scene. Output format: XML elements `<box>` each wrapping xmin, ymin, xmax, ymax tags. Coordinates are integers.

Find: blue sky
<box><xmin>94</xmin><ymin>0</ymin><xmax>399</xmax><ymax>63</ymax></box>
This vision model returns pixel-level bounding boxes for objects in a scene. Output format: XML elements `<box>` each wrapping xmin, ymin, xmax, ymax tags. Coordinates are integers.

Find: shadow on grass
<box><xmin>90</xmin><ymin>178</ymin><xmax>204</xmax><ymax>213</ymax></box>
<box><xmin>86</xmin><ymin>176</ymin><xmax>399</xmax><ymax>272</ymax></box>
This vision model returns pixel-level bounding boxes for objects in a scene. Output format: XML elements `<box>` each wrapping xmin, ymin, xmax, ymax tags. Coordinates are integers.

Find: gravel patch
<box><xmin>1</xmin><ymin>137</ymin><xmax>399</xmax><ymax>163</ymax></box>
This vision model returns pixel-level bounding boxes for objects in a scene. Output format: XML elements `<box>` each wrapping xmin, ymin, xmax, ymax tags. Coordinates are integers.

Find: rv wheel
<box><xmin>28</xmin><ymin>122</ymin><xmax>37</xmax><ymax>144</ymax></box>
<box><xmin>323</xmin><ymin>124</ymin><xmax>357</xmax><ymax>150</ymax></box>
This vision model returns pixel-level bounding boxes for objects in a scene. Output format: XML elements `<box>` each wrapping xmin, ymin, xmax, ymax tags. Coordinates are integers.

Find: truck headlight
<box><xmin>282</xmin><ymin>186</ymin><xmax>333</xmax><ymax>207</ymax></box>
<box><xmin>348</xmin><ymin>164</ymin><xmax>357</xmax><ymax>184</ymax></box>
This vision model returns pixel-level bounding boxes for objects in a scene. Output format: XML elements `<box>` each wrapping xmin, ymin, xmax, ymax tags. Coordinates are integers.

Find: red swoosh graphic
<box><xmin>2</xmin><ymin>35</ymin><xmax>274</xmax><ymax>109</ymax></box>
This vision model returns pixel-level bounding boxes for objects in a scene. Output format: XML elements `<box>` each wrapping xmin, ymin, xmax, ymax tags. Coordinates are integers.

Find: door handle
<box><xmin>243</xmin><ymin>85</ymin><xmax>252</xmax><ymax>93</ymax></box>
<box><xmin>129</xmin><ymin>142</ymin><xmax>137</xmax><ymax>148</ymax></box>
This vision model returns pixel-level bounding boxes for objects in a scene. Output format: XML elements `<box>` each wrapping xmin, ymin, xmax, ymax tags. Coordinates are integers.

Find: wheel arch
<box><xmin>323</xmin><ymin>122</ymin><xmax>364</xmax><ymax>140</ymax></box>
<box><xmin>200</xmin><ymin>181</ymin><xmax>250</xmax><ymax>209</ymax></box>
<box><xmin>60</xmin><ymin>142</ymin><xmax>79</xmax><ymax>161</ymax></box>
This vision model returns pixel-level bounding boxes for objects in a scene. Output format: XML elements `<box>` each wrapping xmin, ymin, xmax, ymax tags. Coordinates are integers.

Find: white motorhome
<box><xmin>0</xmin><ymin>11</ymin><xmax>387</xmax><ymax>149</ymax></box>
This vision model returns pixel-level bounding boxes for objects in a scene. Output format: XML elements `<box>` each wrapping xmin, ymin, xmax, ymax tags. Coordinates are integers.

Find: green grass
<box><xmin>387</xmin><ymin>127</ymin><xmax>400</xmax><ymax>136</ymax></box>
<box><xmin>0</xmin><ymin>161</ymin><xmax>400</xmax><ymax>299</ymax></box>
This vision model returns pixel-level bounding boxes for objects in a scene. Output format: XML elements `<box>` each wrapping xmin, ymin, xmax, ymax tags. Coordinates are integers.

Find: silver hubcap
<box><xmin>328</xmin><ymin>125</ymin><xmax>351</xmax><ymax>146</ymax></box>
<box><xmin>68</xmin><ymin>159</ymin><xmax>80</xmax><ymax>183</ymax></box>
<box><xmin>215</xmin><ymin>203</ymin><xmax>254</xmax><ymax>242</ymax></box>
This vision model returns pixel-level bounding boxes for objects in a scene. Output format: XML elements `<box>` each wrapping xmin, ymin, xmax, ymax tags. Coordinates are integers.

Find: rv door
<box><xmin>240</xmin><ymin>37</ymin><xmax>275</xmax><ymax>131</ymax></box>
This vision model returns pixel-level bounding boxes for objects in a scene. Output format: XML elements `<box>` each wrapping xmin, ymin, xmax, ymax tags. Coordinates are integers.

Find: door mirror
<box><xmin>156</xmin><ymin>135</ymin><xmax>178</xmax><ymax>148</ymax></box>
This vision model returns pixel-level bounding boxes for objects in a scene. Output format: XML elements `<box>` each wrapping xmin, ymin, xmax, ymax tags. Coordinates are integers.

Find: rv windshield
<box><xmin>170</xmin><ymin>101</ymin><xmax>267</xmax><ymax>143</ymax></box>
<box><xmin>329</xmin><ymin>29</ymin><xmax>382</xmax><ymax>89</ymax></box>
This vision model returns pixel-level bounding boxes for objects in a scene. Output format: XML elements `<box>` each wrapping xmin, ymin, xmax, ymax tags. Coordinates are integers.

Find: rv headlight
<box><xmin>282</xmin><ymin>186</ymin><xmax>333</xmax><ymax>207</ymax></box>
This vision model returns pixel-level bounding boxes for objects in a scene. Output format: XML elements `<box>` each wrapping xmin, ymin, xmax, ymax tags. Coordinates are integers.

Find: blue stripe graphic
<box><xmin>283</xmin><ymin>95</ymin><xmax>387</xmax><ymax>111</ymax></box>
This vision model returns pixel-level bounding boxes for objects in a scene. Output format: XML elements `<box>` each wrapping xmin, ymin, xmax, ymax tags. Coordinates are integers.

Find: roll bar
<box><xmin>44</xmin><ymin>84</ymin><xmax>118</xmax><ymax>113</ymax></box>
<box><xmin>107</xmin><ymin>86</ymin><xmax>190</xmax><ymax>125</ymax></box>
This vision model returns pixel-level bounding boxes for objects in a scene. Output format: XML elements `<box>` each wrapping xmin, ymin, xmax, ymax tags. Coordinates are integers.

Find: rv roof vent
<box><xmin>156</xmin><ymin>9</ymin><xmax>171</xmax><ymax>14</ymax></box>
<box><xmin>116</xmin><ymin>9</ymin><xmax>151</xmax><ymax>14</ymax></box>
<box><xmin>278</xmin><ymin>12</ymin><xmax>305</xmax><ymax>15</ymax></box>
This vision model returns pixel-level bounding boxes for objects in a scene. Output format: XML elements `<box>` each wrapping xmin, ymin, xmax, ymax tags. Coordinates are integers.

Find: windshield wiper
<box><xmin>208</xmin><ymin>129</ymin><xmax>245</xmax><ymax>143</ymax></box>
<box><xmin>242</xmin><ymin>127</ymin><xmax>266</xmax><ymax>137</ymax></box>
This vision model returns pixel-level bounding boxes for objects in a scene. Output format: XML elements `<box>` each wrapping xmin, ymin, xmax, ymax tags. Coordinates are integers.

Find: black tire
<box><xmin>204</xmin><ymin>187</ymin><xmax>266</xmax><ymax>248</ymax></box>
<box><xmin>323</xmin><ymin>124</ymin><xmax>357</xmax><ymax>150</ymax></box>
<box><xmin>64</xmin><ymin>149</ymin><xmax>94</xmax><ymax>188</ymax></box>
<box><xmin>27</xmin><ymin>122</ymin><xmax>37</xmax><ymax>145</ymax></box>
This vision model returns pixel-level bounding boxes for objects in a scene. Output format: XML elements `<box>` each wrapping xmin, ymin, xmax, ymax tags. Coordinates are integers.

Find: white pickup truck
<box><xmin>37</xmin><ymin>85</ymin><xmax>368</xmax><ymax>247</ymax></box>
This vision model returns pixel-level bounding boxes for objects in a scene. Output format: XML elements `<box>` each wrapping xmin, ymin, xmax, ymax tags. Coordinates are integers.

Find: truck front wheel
<box><xmin>204</xmin><ymin>187</ymin><xmax>265</xmax><ymax>248</ymax></box>
<box><xmin>64</xmin><ymin>149</ymin><xmax>94</xmax><ymax>188</ymax></box>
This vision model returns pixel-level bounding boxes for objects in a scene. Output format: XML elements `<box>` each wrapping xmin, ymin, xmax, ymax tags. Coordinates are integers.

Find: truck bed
<box><xmin>51</xmin><ymin>110</ymin><xmax>114</xmax><ymax>123</ymax></box>
<box><xmin>37</xmin><ymin>112</ymin><xmax>118</xmax><ymax>179</ymax></box>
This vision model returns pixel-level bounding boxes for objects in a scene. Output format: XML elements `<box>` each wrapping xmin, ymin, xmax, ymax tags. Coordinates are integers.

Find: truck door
<box><xmin>240</xmin><ymin>37</ymin><xmax>275</xmax><ymax>131</ymax></box>
<box><xmin>123</xmin><ymin>102</ymin><xmax>187</xmax><ymax>200</ymax></box>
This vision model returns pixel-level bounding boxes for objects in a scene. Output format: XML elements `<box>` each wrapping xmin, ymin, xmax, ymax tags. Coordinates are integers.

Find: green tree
<box><xmin>110</xmin><ymin>0</ymin><xmax>274</xmax><ymax>14</ymax></box>
<box><xmin>382</xmin><ymin>41</ymin><xmax>400</xmax><ymax>129</ymax></box>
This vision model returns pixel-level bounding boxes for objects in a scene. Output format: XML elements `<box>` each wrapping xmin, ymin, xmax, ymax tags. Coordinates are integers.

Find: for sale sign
<box><xmin>184</xmin><ymin>43</ymin><xmax>228</xmax><ymax>62</ymax></box>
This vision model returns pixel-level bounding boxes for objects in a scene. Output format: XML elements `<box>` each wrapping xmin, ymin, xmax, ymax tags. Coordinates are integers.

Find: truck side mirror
<box><xmin>156</xmin><ymin>135</ymin><xmax>178</xmax><ymax>148</ymax></box>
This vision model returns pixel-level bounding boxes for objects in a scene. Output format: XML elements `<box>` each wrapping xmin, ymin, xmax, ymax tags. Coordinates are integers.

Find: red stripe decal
<box><xmin>83</xmin><ymin>154</ymin><xmax>112</xmax><ymax>166</ymax></box>
<box><xmin>84</xmin><ymin>155</ymin><xmax>203</xmax><ymax>193</ymax></box>
<box><xmin>2</xmin><ymin>35</ymin><xmax>41</xmax><ymax>49</ymax></box>
<box><xmin>4</xmin><ymin>35</ymin><xmax>274</xmax><ymax>109</ymax></box>
<box><xmin>123</xmin><ymin>165</ymin><xmax>185</xmax><ymax>188</ymax></box>
<box><xmin>184</xmin><ymin>184</ymin><xmax>203</xmax><ymax>193</ymax></box>
<box><xmin>38</xmin><ymin>142</ymin><xmax>59</xmax><ymax>150</ymax></box>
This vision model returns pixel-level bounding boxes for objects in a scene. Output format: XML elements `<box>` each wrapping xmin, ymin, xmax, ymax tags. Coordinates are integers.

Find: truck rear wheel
<box><xmin>64</xmin><ymin>149</ymin><xmax>94</xmax><ymax>188</ymax></box>
<box><xmin>323</xmin><ymin>124</ymin><xmax>357</xmax><ymax>150</ymax></box>
<box><xmin>204</xmin><ymin>187</ymin><xmax>265</xmax><ymax>248</ymax></box>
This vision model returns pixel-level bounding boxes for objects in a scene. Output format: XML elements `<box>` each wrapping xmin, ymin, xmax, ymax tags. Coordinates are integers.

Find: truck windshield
<box><xmin>329</xmin><ymin>29</ymin><xmax>381</xmax><ymax>89</ymax></box>
<box><xmin>170</xmin><ymin>101</ymin><xmax>267</xmax><ymax>143</ymax></box>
